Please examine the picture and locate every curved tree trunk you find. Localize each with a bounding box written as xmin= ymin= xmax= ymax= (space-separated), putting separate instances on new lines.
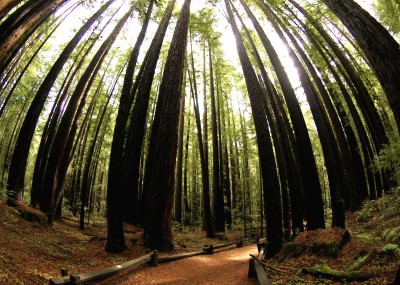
xmin=0 ymin=0 xmax=23 ymax=19
xmin=121 ymin=0 xmax=173 ymax=226
xmin=226 ymin=0 xmax=283 ymax=256
xmin=6 ymin=0 xmax=114 ymax=206
xmin=0 ymin=0 xmax=69 ymax=70
xmin=0 ymin=9 xmax=67 ymax=117
xmin=43 ymin=5 xmax=134 ymax=222
xmin=238 ymin=4 xmax=304 ymax=234
xmin=321 ymin=0 xmax=400 ymax=129
xmin=245 ymin=0 xmax=325 ymax=231
xmin=287 ymin=0 xmax=389 ymax=198
xmin=257 ymin=1 xmax=347 ymax=227
xmin=142 ymin=0 xmax=191 ymax=251
xmin=106 ymin=0 xmax=154 ymax=226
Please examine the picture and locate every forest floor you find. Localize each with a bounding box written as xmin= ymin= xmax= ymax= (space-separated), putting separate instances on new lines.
xmin=0 ymin=190 xmax=399 ymax=285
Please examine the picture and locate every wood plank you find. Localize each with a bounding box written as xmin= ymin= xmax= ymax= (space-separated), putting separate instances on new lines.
xmin=76 ymin=252 xmax=152 ymax=283
xmin=158 ymin=250 xmax=206 ymax=262
xmin=49 ymin=276 xmax=70 ymax=285
xmin=254 ymin=261 xmax=272 ymax=285
xmin=49 ymin=252 xmax=152 ymax=285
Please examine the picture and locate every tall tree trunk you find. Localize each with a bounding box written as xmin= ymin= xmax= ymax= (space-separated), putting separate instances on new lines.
xmin=0 ymin=0 xmax=69 ymax=71
xmin=221 ymin=94 xmax=232 ymax=229
xmin=183 ymin=109 xmax=191 ymax=226
xmin=236 ymin=5 xmax=299 ymax=235
xmin=45 ymin=6 xmax=134 ymax=223
xmin=287 ymin=2 xmax=388 ymax=198
xmin=188 ymin=31 xmax=213 ymax=237
xmin=247 ymin=0 xmax=325 ymax=230
xmin=106 ymin=0 xmax=154 ymax=226
xmin=0 ymin=0 xmax=23 ymax=19
xmin=226 ymin=0 xmax=283 ymax=256
xmin=6 ymin=0 xmax=114 ymax=206
xmin=30 ymin=33 xmax=96 ymax=208
xmin=257 ymin=1 xmax=349 ymax=225
xmin=142 ymin=0 xmax=191 ymax=251
xmin=321 ymin=0 xmax=400 ymax=129
xmin=122 ymin=0 xmax=173 ymax=226
xmin=209 ymin=44 xmax=224 ymax=233
xmin=175 ymin=82 xmax=186 ymax=225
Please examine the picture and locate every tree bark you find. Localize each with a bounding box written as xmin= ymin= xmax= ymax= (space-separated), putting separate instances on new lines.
xmin=142 ymin=0 xmax=191 ymax=251
xmin=0 ymin=0 xmax=23 ymax=19
xmin=6 ymin=0 xmax=114 ymax=206
xmin=106 ymin=0 xmax=154 ymax=226
xmin=0 ymin=0 xmax=69 ymax=71
xmin=321 ymin=0 xmax=400 ymax=130
xmin=226 ymin=0 xmax=283 ymax=256
xmin=174 ymin=80 xmax=186 ymax=225
xmin=122 ymin=0 xmax=174 ymax=225
xmin=249 ymin=0 xmax=326 ymax=231
xmin=209 ymin=44 xmax=224 ymax=233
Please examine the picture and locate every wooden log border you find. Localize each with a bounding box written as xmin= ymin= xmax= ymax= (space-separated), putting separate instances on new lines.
xmin=49 ymin=251 xmax=155 ymax=285
xmin=49 ymin=238 xmax=260 ymax=284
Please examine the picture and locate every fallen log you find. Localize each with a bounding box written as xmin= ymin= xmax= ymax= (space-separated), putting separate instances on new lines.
xmin=301 ymin=265 xmax=374 ymax=282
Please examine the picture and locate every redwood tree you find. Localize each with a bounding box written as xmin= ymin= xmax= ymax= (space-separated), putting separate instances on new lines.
xmin=321 ymin=0 xmax=400 ymax=129
xmin=141 ymin=0 xmax=191 ymax=251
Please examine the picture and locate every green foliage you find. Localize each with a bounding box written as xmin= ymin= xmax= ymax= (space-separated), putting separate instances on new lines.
xmin=278 ymin=242 xmax=304 ymax=261
xmin=287 ymin=275 xmax=305 ymax=284
xmin=372 ymin=135 xmax=400 ymax=186
xmin=347 ymin=252 xmax=369 ymax=271
xmin=381 ymin=226 xmax=400 ymax=243
xmin=373 ymin=0 xmax=400 ymax=35
xmin=378 ymin=243 xmax=400 ymax=257
xmin=312 ymin=240 xmax=341 ymax=258
xmin=356 ymin=233 xmax=378 ymax=243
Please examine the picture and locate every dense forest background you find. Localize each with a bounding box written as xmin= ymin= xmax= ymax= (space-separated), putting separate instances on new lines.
xmin=0 ymin=0 xmax=399 ymax=255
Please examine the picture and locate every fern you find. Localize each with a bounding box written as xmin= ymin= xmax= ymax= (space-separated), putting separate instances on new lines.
xmin=381 ymin=226 xmax=400 ymax=242
xmin=379 ymin=243 xmax=400 ymax=256
xmin=372 ymin=134 xmax=400 ymax=187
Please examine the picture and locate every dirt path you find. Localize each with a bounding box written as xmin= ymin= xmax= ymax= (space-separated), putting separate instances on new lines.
xmin=101 ymin=244 xmax=259 ymax=285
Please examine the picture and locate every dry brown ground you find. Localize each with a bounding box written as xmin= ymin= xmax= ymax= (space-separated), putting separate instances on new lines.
xmin=0 ymin=191 xmax=399 ymax=285
xmin=99 ymin=244 xmax=258 ymax=285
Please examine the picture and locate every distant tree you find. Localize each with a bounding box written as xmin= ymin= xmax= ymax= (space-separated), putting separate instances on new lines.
xmin=187 ymin=24 xmax=213 ymax=237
